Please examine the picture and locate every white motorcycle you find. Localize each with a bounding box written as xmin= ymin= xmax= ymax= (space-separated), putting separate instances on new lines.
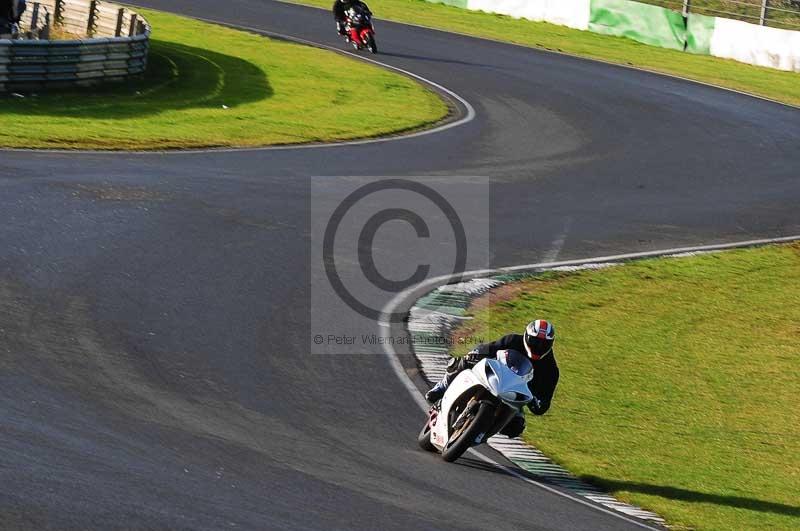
xmin=418 ymin=349 xmax=534 ymax=462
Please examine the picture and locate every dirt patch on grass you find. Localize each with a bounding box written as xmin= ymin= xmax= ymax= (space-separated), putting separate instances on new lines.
xmin=448 ymin=276 xmax=563 ymax=352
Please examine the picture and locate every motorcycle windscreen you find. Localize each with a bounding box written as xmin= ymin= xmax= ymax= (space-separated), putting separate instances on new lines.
xmin=496 ymin=349 xmax=533 ymax=377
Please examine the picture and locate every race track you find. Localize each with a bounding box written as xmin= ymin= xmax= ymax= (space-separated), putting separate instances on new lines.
xmin=1 ymin=1 xmax=799 ymax=529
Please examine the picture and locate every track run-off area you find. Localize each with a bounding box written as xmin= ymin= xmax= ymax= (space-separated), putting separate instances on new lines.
xmin=1 ymin=1 xmax=799 ymax=530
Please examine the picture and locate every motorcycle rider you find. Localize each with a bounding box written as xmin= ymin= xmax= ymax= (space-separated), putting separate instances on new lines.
xmin=425 ymin=320 xmax=560 ymax=438
xmin=333 ymin=0 xmax=372 ymax=38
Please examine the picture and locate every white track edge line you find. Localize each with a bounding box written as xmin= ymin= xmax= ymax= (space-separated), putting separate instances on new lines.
xmin=467 ymin=451 xmax=662 ymax=530
xmin=380 ymin=234 xmax=800 ymax=529
xmin=5 ymin=1 xmax=799 ymax=155
xmin=380 ymin=234 xmax=800 ymax=326
xmin=276 ymin=0 xmax=800 ymax=112
xmin=0 ymin=13 xmax=475 ymax=156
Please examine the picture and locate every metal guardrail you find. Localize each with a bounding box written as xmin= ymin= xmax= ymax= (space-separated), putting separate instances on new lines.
xmin=0 ymin=0 xmax=150 ymax=92
xmin=646 ymin=0 xmax=800 ymax=29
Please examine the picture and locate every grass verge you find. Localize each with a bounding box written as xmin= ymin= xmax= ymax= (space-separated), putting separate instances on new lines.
xmin=0 ymin=9 xmax=448 ymax=150
xmin=450 ymin=244 xmax=800 ymax=530
xmin=290 ymin=0 xmax=800 ymax=107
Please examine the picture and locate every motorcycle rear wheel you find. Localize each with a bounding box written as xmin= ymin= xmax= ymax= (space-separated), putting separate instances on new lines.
xmin=366 ymin=35 xmax=377 ymax=54
xmin=441 ymin=401 xmax=495 ymax=462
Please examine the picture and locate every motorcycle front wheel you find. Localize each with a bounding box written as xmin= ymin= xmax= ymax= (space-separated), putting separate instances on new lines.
xmin=441 ymin=400 xmax=495 ymax=462
xmin=418 ymin=418 xmax=436 ymax=452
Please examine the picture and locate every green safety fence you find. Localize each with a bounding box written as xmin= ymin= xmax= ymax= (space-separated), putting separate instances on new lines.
xmin=420 ymin=0 xmax=799 ymax=70
xmin=685 ymin=12 xmax=717 ymax=55
xmin=427 ymin=0 xmax=469 ymax=8
xmin=589 ymin=0 xmax=687 ymax=51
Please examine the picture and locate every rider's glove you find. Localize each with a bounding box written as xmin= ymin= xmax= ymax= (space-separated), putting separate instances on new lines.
xmin=464 ymin=348 xmax=481 ymax=364
xmin=527 ymin=396 xmax=542 ymax=414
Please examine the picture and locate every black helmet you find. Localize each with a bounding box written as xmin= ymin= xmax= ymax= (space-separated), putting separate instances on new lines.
xmin=523 ymin=320 xmax=555 ymax=360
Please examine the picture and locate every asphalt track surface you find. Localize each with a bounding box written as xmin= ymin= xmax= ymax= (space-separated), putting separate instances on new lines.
xmin=1 ymin=1 xmax=799 ymax=529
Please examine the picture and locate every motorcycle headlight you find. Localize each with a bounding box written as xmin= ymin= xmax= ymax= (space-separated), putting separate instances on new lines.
xmin=500 ymin=392 xmax=531 ymax=403
xmin=484 ymin=363 xmax=500 ymax=393
xmin=499 ymin=391 xmax=518 ymax=403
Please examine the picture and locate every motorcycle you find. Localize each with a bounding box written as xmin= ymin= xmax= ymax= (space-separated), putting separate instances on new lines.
xmin=418 ymin=349 xmax=534 ymax=462
xmin=342 ymin=6 xmax=377 ymax=54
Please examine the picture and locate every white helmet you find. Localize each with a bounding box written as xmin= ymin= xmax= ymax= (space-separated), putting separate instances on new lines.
xmin=523 ymin=320 xmax=555 ymax=360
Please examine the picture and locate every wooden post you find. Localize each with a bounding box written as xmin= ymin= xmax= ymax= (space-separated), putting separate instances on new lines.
xmin=30 ymin=2 xmax=40 ymax=31
xmin=115 ymin=8 xmax=125 ymax=37
xmin=682 ymin=0 xmax=691 ymax=18
xmin=41 ymin=12 xmax=50 ymax=39
xmin=54 ymin=0 xmax=64 ymax=27
xmin=759 ymin=0 xmax=769 ymax=25
xmin=87 ymin=0 xmax=98 ymax=36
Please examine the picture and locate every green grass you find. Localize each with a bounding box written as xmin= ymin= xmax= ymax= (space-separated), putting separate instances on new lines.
xmin=289 ymin=0 xmax=800 ymax=107
xmin=451 ymin=244 xmax=800 ymax=530
xmin=0 ymin=9 xmax=448 ymax=150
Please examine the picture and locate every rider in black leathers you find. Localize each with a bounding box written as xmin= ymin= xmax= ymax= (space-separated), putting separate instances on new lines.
xmin=425 ymin=320 xmax=560 ymax=438
xmin=333 ymin=0 xmax=372 ymax=37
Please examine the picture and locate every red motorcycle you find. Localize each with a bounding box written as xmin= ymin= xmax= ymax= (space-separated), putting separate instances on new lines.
xmin=343 ymin=6 xmax=377 ymax=54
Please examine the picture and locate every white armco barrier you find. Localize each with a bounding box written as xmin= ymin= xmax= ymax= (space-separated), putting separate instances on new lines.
xmin=467 ymin=0 xmax=547 ymax=21
xmin=437 ymin=0 xmax=800 ymax=73
xmin=710 ymin=17 xmax=800 ymax=72
xmin=466 ymin=0 xmax=590 ymax=31
xmin=543 ymin=0 xmax=590 ymax=31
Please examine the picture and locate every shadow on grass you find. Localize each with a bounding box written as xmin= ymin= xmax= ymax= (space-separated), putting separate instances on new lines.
xmin=583 ymin=476 xmax=800 ymax=518
xmin=1 ymin=40 xmax=272 ymax=118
